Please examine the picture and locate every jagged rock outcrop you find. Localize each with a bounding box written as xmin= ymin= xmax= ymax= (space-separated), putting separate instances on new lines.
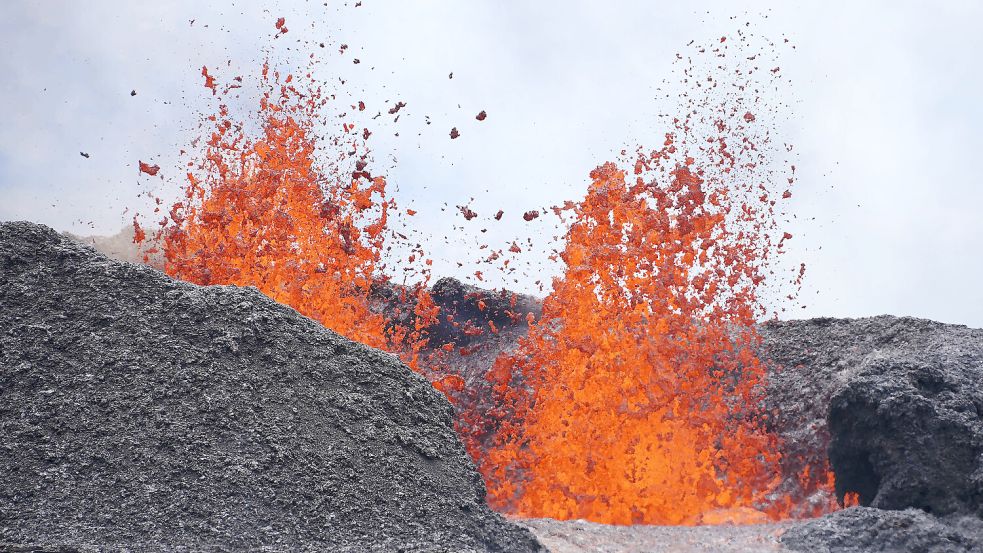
xmin=0 ymin=221 xmax=542 ymax=552
xmin=760 ymin=317 xmax=983 ymax=516
xmin=782 ymin=507 xmax=983 ymax=553
xmin=425 ymin=277 xmax=541 ymax=347
xmin=827 ymin=354 xmax=983 ymax=514
xmin=57 ymin=223 xmax=983 ymax=549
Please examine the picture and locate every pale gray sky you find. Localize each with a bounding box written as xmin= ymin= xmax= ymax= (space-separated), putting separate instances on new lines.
xmin=2 ymin=1 xmax=981 ymax=327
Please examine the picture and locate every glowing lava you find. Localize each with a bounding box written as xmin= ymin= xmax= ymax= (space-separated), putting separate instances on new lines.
xmin=472 ymin=150 xmax=782 ymax=525
xmin=132 ymin=24 xmax=847 ymax=527
xmin=462 ymin=36 xmax=829 ymax=522
xmin=139 ymin=63 xmax=436 ymax=365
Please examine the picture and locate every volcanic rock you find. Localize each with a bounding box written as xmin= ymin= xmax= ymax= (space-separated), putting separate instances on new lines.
xmin=0 ymin=221 xmax=542 ymax=552
xmin=427 ymin=276 xmax=541 ymax=348
xmin=521 ymin=518 xmax=789 ymax=553
xmin=760 ymin=317 xmax=983 ymax=516
xmin=371 ymin=276 xmax=541 ymax=349
xmin=371 ymin=276 xmax=541 ymax=413
xmin=61 ymin=225 xmax=983 ymax=533
xmin=520 ymin=509 xmax=983 ymax=553
xmin=828 ymin=350 xmax=983 ymax=515
xmin=781 ymin=507 xmax=983 ymax=553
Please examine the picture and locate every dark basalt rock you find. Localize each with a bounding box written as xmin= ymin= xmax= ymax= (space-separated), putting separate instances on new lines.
xmin=0 ymin=221 xmax=542 ymax=553
xmin=760 ymin=316 xmax=983 ymax=516
xmin=370 ymin=276 xmax=541 ymax=350
xmin=57 ymin=223 xmax=983 ymax=545
xmin=426 ymin=277 xmax=541 ymax=347
xmin=782 ymin=507 xmax=983 ymax=553
xmin=828 ymin=356 xmax=983 ymax=515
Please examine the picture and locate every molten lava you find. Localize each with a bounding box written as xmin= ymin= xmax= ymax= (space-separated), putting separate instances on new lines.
xmin=132 ymin=23 xmax=849 ymax=527
xmin=471 ymin=147 xmax=784 ymax=525
xmin=140 ymin=63 xmax=436 ymax=365
xmin=449 ymin=33 xmax=845 ymax=526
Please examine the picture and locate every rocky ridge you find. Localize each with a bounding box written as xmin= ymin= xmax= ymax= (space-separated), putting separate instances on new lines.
xmin=0 ymin=221 xmax=542 ymax=552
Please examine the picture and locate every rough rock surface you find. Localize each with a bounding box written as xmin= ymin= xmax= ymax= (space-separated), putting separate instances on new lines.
xmin=760 ymin=317 xmax=983 ymax=515
xmin=828 ymin=355 xmax=983 ymax=515
xmin=371 ymin=276 xmax=541 ymax=441
xmin=521 ymin=510 xmax=983 ymax=553
xmin=782 ymin=507 xmax=983 ymax=553
xmin=0 ymin=221 xmax=542 ymax=552
xmin=425 ymin=277 xmax=542 ymax=348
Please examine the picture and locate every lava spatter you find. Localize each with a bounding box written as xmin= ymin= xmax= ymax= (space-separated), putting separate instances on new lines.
xmin=473 ymin=155 xmax=782 ymax=526
xmin=132 ymin=19 xmax=840 ymax=527
xmin=142 ymin=61 xmax=436 ymax=367
xmin=461 ymin=33 xmax=826 ymax=526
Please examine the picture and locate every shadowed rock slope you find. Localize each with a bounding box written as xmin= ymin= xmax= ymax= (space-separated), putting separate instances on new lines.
xmin=0 ymin=221 xmax=542 ymax=552
xmin=761 ymin=317 xmax=983 ymax=515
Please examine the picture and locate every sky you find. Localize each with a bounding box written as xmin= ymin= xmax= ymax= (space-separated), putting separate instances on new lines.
xmin=1 ymin=1 xmax=981 ymax=327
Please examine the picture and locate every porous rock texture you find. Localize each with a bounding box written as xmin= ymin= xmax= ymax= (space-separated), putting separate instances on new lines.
xmin=781 ymin=507 xmax=983 ymax=553
xmin=0 ymin=221 xmax=542 ymax=552
xmin=760 ymin=317 xmax=983 ymax=515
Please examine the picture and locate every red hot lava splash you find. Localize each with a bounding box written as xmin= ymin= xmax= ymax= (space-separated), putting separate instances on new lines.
xmin=134 ymin=24 xmax=845 ymax=526
xmin=476 ymin=151 xmax=783 ymax=525
xmin=138 ymin=62 xmax=437 ymax=366
xmin=461 ymin=34 xmax=839 ymax=525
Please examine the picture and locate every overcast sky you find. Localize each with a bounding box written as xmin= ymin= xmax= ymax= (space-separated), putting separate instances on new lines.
xmin=2 ymin=1 xmax=981 ymax=327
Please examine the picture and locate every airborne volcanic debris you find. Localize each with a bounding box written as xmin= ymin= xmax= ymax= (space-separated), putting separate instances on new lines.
xmin=138 ymin=161 xmax=160 ymax=176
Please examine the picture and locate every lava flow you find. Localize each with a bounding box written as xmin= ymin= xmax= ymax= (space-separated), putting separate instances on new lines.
xmin=462 ymin=38 xmax=835 ymax=525
xmin=474 ymin=152 xmax=783 ymax=525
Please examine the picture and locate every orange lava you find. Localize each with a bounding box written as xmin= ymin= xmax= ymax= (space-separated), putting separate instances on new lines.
xmin=143 ymin=62 xmax=435 ymax=365
xmin=138 ymin=161 xmax=160 ymax=176
xmin=132 ymin=23 xmax=849 ymax=527
xmin=463 ymin=38 xmax=828 ymax=520
xmin=449 ymin=32 xmax=852 ymax=526
xmin=472 ymin=154 xmax=784 ymax=525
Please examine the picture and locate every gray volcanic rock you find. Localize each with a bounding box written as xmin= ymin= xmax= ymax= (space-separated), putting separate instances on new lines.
xmin=371 ymin=276 xmax=541 ymax=449
xmin=760 ymin=317 xmax=983 ymax=515
xmin=60 ymin=223 xmax=983 ymax=547
xmin=0 ymin=221 xmax=542 ymax=552
xmin=426 ymin=277 xmax=541 ymax=348
xmin=521 ymin=518 xmax=789 ymax=553
xmin=828 ymin=354 xmax=983 ymax=515
xmin=782 ymin=507 xmax=983 ymax=553
xmin=521 ymin=510 xmax=983 ymax=553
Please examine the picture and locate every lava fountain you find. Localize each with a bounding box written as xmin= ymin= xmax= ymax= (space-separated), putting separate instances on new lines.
xmin=134 ymin=25 xmax=846 ymax=527
xmin=136 ymin=62 xmax=437 ymax=367
xmin=463 ymin=35 xmax=837 ymax=525
xmin=475 ymin=152 xmax=784 ymax=525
